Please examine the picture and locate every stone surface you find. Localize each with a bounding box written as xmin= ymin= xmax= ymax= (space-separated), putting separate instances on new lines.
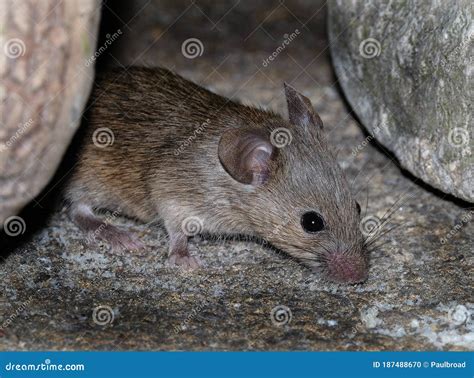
xmin=0 ymin=0 xmax=101 ymax=226
xmin=0 ymin=1 xmax=472 ymax=351
xmin=328 ymin=0 xmax=473 ymax=203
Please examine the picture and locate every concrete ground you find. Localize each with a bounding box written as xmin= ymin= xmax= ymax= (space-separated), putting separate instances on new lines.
xmin=1 ymin=0 xmax=472 ymax=351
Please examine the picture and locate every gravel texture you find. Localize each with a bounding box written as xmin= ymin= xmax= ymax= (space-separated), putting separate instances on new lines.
xmin=1 ymin=0 xmax=472 ymax=351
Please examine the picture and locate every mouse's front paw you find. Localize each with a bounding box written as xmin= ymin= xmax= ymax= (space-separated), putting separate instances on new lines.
xmin=168 ymin=252 xmax=202 ymax=271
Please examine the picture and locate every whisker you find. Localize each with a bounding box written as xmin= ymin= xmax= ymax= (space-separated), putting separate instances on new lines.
xmin=350 ymin=160 xmax=368 ymax=190
xmin=365 ymin=222 xmax=407 ymax=248
xmin=366 ymin=240 xmax=393 ymax=252
xmin=379 ymin=193 xmax=407 ymax=223
xmin=362 ymin=183 xmax=370 ymax=220
xmin=366 ymin=190 xmax=416 ymax=241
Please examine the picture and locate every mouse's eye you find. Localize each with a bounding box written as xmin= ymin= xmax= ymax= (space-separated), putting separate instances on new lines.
xmin=356 ymin=202 xmax=361 ymax=214
xmin=301 ymin=211 xmax=325 ymax=233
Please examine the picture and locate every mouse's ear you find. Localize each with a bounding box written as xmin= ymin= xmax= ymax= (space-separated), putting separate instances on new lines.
xmin=218 ymin=128 xmax=275 ymax=186
xmin=284 ymin=82 xmax=323 ymax=129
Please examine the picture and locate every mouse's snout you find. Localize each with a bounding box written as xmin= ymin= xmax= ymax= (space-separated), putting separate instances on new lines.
xmin=325 ymin=251 xmax=368 ymax=284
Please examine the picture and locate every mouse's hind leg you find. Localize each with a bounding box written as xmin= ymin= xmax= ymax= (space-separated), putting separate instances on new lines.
xmin=69 ymin=203 xmax=145 ymax=252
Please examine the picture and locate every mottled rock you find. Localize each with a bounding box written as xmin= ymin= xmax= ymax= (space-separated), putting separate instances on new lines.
xmin=328 ymin=0 xmax=473 ymax=202
xmin=0 ymin=0 xmax=101 ymax=226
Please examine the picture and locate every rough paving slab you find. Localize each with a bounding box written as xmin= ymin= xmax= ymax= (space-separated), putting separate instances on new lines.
xmin=1 ymin=0 xmax=472 ymax=351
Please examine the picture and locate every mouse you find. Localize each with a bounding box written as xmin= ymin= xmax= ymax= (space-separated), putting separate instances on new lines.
xmin=64 ymin=66 xmax=368 ymax=284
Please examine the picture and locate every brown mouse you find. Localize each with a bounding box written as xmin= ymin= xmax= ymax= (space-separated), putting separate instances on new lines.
xmin=64 ymin=66 xmax=367 ymax=284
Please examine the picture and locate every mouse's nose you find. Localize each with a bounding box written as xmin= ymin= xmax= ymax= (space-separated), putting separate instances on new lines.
xmin=326 ymin=252 xmax=368 ymax=284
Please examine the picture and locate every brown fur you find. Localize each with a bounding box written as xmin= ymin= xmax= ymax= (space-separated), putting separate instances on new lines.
xmin=65 ymin=67 xmax=367 ymax=282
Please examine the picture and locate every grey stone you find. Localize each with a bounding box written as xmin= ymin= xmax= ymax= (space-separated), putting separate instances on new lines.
xmin=328 ymin=0 xmax=473 ymax=202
